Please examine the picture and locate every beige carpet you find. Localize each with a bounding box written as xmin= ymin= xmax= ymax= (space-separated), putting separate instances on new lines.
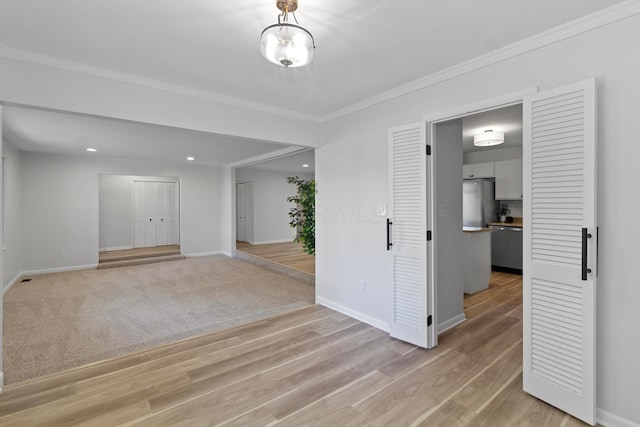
xmin=3 ymin=255 xmax=315 ymax=384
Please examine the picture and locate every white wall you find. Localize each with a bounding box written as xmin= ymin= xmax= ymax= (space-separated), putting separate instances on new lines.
xmin=20 ymin=152 xmax=222 ymax=272
xmin=0 ymin=56 xmax=320 ymax=149
xmin=2 ymin=140 xmax=21 ymax=289
xmin=434 ymin=120 xmax=464 ymax=328
xmin=98 ymin=174 xmax=180 ymax=251
xmin=235 ymin=168 xmax=314 ymax=245
xmin=317 ymin=14 xmax=640 ymax=425
xmin=99 ymin=175 xmax=134 ymax=250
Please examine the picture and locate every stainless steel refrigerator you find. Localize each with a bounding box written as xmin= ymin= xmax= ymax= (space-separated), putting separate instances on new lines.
xmin=463 ymin=179 xmax=498 ymax=227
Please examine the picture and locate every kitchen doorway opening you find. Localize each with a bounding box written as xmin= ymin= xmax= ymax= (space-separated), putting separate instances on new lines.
xmin=426 ymin=87 xmax=534 ymax=339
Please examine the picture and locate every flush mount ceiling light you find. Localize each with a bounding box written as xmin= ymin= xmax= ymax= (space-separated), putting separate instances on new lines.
xmin=473 ymin=130 xmax=505 ymax=147
xmin=86 ymin=148 xmax=97 ymax=152
xmin=260 ymin=0 xmax=315 ymax=68
xmin=186 ymin=156 xmax=195 ymax=161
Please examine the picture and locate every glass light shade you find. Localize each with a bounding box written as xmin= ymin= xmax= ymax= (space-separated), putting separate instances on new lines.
xmin=260 ymin=22 xmax=315 ymax=68
xmin=474 ymin=130 xmax=505 ymax=147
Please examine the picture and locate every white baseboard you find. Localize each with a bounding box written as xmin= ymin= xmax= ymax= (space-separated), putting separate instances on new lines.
xmin=251 ymin=239 xmax=296 ymax=245
xmin=184 ymin=251 xmax=223 ymax=258
xmin=0 ymin=372 xmax=4 ymax=394
xmin=221 ymin=251 xmax=233 ymax=257
xmin=316 ymin=296 xmax=390 ymax=332
xmin=21 ymin=264 xmax=99 ymax=275
xmin=597 ymin=408 xmax=640 ymax=427
xmin=437 ymin=313 xmax=467 ymax=334
xmin=2 ymin=273 xmax=23 ymax=295
xmin=99 ymin=246 xmax=133 ymax=252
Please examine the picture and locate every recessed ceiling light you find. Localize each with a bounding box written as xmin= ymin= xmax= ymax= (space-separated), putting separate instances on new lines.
xmin=186 ymin=156 xmax=195 ymax=161
xmin=86 ymin=148 xmax=97 ymax=152
xmin=302 ymin=164 xmax=309 ymax=168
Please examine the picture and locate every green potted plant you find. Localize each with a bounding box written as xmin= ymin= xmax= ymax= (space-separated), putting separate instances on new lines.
xmin=287 ymin=176 xmax=316 ymax=255
xmin=497 ymin=203 xmax=511 ymax=222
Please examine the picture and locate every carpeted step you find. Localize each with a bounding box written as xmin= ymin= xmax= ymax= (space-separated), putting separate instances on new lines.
xmin=97 ymin=254 xmax=186 ymax=269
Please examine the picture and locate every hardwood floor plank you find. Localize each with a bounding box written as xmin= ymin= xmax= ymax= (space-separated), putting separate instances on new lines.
xmin=236 ymin=241 xmax=315 ymax=275
xmin=147 ymin=323 xmax=377 ymax=413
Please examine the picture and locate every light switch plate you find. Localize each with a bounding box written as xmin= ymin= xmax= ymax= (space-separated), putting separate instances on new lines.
xmin=376 ymin=204 xmax=387 ymax=217
xmin=439 ymin=205 xmax=449 ymax=217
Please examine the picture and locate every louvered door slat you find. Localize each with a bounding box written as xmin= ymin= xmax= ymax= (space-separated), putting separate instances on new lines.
xmin=523 ymin=79 xmax=597 ymax=425
xmin=388 ymin=122 xmax=433 ymax=348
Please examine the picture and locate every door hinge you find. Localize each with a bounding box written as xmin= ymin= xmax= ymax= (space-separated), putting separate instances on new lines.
xmin=427 ymin=230 xmax=432 ymax=241
xmin=426 ymin=145 xmax=431 ymax=155
xmin=427 ymin=315 xmax=433 ymax=326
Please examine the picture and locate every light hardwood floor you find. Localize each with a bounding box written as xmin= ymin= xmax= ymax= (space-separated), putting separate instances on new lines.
xmin=98 ymin=245 xmax=181 ymax=262
xmin=236 ymin=241 xmax=315 ymax=275
xmin=0 ymin=272 xmax=590 ymax=426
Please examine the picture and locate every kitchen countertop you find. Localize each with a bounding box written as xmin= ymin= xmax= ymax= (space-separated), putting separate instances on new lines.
xmin=463 ymin=227 xmax=492 ymax=232
xmin=490 ymin=222 xmax=523 ymax=227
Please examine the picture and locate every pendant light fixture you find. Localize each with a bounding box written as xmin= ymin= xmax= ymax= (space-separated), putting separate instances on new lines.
xmin=473 ymin=129 xmax=505 ymax=147
xmin=260 ymin=0 xmax=315 ymax=68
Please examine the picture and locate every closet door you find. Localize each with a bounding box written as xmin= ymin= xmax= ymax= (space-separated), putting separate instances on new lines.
xmin=388 ymin=122 xmax=434 ymax=348
xmin=236 ymin=182 xmax=253 ymax=243
xmin=143 ymin=182 xmax=158 ymax=247
xmin=523 ymin=79 xmax=597 ymax=425
xmin=156 ymin=183 xmax=168 ymax=246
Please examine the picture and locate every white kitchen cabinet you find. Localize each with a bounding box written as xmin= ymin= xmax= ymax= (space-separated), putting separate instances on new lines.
xmin=463 ymin=228 xmax=492 ymax=294
xmin=462 ymin=162 xmax=494 ymax=179
xmin=494 ymin=159 xmax=523 ymax=200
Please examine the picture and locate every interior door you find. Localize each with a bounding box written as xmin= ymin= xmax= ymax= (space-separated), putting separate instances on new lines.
xmin=388 ymin=122 xmax=435 ymax=348
xmin=156 ymin=183 xmax=168 ymax=246
xmin=236 ymin=182 xmax=253 ymax=243
xmin=523 ymin=79 xmax=597 ymax=425
xmin=143 ymin=181 xmax=157 ymax=247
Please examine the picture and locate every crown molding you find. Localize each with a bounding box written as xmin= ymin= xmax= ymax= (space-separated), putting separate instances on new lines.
xmin=319 ymin=0 xmax=640 ymax=123
xmin=228 ymin=146 xmax=312 ymax=169
xmin=0 ymin=45 xmax=318 ymax=123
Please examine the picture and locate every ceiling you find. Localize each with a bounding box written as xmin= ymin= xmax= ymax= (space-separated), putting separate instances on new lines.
xmin=0 ymin=1 xmax=623 ymax=168
xmin=2 ymin=106 xmax=288 ymax=166
xmin=462 ymin=104 xmax=523 ymax=153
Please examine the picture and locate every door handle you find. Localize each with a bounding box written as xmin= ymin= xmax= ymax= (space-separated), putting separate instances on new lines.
xmin=582 ymin=227 xmax=592 ymax=280
xmin=387 ymin=218 xmax=393 ymax=250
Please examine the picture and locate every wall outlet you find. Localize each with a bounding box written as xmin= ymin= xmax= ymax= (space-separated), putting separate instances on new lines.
xmin=60 ymin=250 xmax=66 ymax=258
xmin=360 ymin=279 xmax=366 ymax=291
xmin=376 ymin=204 xmax=387 ymax=217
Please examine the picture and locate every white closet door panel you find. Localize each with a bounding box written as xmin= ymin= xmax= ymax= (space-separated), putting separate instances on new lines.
xmin=388 ymin=122 xmax=433 ymax=348
xmin=143 ymin=181 xmax=157 ymax=247
xmin=156 ymin=183 xmax=168 ymax=246
xmin=523 ymin=79 xmax=597 ymax=425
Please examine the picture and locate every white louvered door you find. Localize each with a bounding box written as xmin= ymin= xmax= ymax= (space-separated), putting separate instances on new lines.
xmin=523 ymin=79 xmax=597 ymax=425
xmin=388 ymin=122 xmax=434 ymax=348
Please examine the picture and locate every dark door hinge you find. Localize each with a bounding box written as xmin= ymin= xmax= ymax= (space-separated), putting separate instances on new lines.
xmin=427 ymin=315 xmax=433 ymax=326
xmin=426 ymin=145 xmax=431 ymax=155
xmin=427 ymin=230 xmax=432 ymax=241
